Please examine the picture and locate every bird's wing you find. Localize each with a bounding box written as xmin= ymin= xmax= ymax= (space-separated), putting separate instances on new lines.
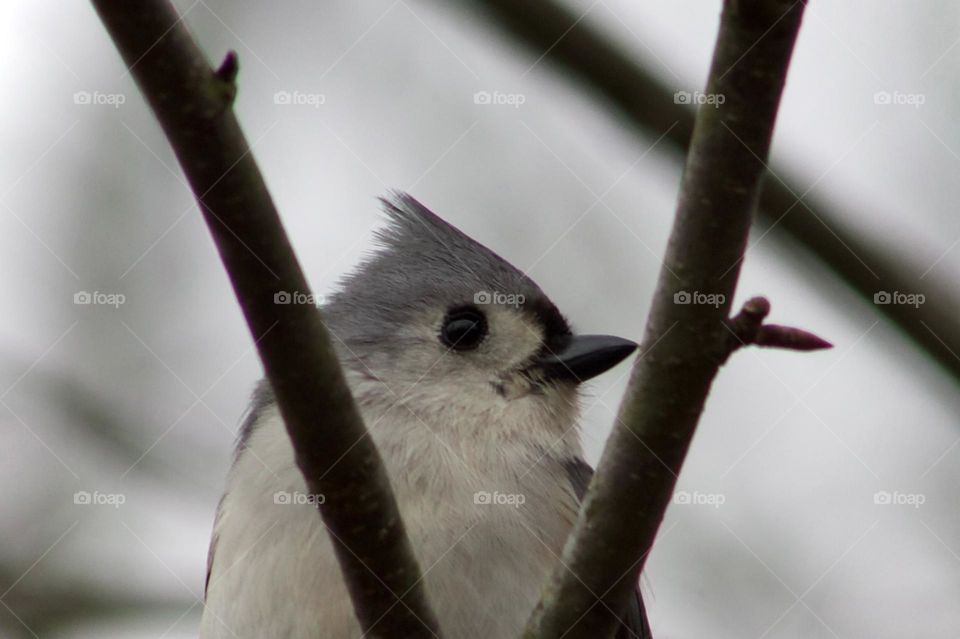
xmin=204 ymin=497 xmax=223 ymax=596
xmin=564 ymin=458 xmax=653 ymax=639
xmin=205 ymin=380 xmax=277 ymax=597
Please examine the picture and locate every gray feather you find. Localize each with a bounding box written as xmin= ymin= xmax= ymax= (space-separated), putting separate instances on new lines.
xmin=321 ymin=192 xmax=570 ymax=357
xmin=235 ymin=378 xmax=275 ymax=454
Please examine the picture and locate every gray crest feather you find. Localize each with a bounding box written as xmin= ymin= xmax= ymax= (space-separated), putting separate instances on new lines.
xmin=321 ymin=192 xmax=570 ymax=350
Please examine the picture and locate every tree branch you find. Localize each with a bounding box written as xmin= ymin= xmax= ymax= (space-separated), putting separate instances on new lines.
xmin=89 ymin=2 xmax=441 ymax=636
xmin=464 ymin=0 xmax=960 ymax=386
xmin=525 ymin=2 xmax=809 ymax=637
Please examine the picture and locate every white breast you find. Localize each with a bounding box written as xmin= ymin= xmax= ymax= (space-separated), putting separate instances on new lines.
xmin=200 ymin=388 xmax=582 ymax=639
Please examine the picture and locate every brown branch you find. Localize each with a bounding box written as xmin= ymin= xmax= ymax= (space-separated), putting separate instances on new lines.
xmin=464 ymin=0 xmax=960 ymax=387
xmin=89 ymin=2 xmax=442 ymax=636
xmin=525 ymin=2 xmax=809 ymax=637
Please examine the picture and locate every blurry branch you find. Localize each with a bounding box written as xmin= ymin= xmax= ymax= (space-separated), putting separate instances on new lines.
xmin=0 ymin=359 xmax=182 ymax=482
xmin=41 ymin=367 xmax=195 ymax=483
xmin=89 ymin=2 xmax=442 ymax=637
xmin=525 ymin=2 xmax=811 ymax=637
xmin=0 ymin=571 xmax=194 ymax=636
xmin=465 ymin=0 xmax=960 ymax=385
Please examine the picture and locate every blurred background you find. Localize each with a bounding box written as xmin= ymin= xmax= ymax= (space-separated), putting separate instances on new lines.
xmin=2 ymin=1 xmax=958 ymax=637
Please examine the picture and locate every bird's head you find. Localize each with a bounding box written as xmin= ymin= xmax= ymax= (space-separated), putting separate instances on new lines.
xmin=320 ymin=193 xmax=637 ymax=438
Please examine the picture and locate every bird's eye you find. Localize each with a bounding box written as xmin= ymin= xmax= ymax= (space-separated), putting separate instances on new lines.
xmin=440 ymin=306 xmax=487 ymax=351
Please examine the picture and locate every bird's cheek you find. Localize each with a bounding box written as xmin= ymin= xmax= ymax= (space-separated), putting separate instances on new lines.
xmin=492 ymin=372 xmax=537 ymax=400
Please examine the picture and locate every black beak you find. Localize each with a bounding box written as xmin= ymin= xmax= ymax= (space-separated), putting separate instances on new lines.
xmin=533 ymin=334 xmax=638 ymax=384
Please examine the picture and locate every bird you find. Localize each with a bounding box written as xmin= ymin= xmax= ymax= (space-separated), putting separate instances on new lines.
xmin=200 ymin=193 xmax=652 ymax=638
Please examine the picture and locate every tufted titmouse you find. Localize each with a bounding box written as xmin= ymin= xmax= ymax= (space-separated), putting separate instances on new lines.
xmin=200 ymin=193 xmax=651 ymax=638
